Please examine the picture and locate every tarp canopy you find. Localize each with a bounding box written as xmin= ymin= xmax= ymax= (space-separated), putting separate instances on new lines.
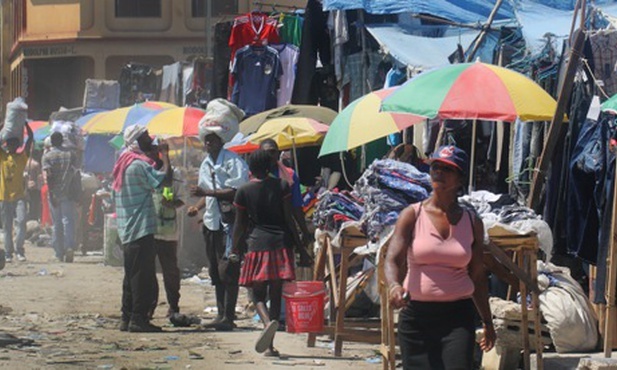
xmin=517 ymin=1 xmax=617 ymax=52
xmin=323 ymin=0 xmax=516 ymax=24
xmin=366 ymin=24 xmax=478 ymax=69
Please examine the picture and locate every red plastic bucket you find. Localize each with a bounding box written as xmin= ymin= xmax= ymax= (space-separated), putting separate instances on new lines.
xmin=283 ymin=281 xmax=326 ymax=333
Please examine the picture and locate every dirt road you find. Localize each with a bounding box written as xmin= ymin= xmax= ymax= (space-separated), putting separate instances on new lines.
xmin=0 ymin=242 xmax=382 ymax=369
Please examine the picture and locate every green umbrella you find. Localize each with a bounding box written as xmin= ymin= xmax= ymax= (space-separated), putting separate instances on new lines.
xmin=601 ymin=94 xmax=617 ymax=114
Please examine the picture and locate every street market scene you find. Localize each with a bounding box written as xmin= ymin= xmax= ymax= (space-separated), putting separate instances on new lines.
xmin=4 ymin=0 xmax=617 ymax=369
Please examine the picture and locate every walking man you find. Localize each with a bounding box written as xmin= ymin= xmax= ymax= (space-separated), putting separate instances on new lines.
xmin=0 ymin=123 xmax=33 ymax=262
xmin=113 ymin=125 xmax=171 ymax=333
xmin=188 ymin=113 xmax=248 ymax=331
xmin=42 ymin=132 xmax=78 ymax=262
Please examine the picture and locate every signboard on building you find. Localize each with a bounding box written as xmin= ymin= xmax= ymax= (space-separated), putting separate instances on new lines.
xmin=22 ymin=45 xmax=77 ymax=58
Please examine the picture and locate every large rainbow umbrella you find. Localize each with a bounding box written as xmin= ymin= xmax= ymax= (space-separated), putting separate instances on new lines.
xmin=24 ymin=121 xmax=50 ymax=142
xmin=81 ymin=101 xmax=176 ymax=134
xmin=381 ymin=62 xmax=558 ymax=122
xmin=134 ymin=107 xmax=206 ymax=137
xmin=319 ymin=87 xmax=425 ymax=157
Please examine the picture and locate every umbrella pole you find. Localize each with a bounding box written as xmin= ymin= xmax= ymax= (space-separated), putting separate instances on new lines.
xmin=468 ymin=119 xmax=477 ymax=194
xmin=292 ymin=137 xmax=300 ymax=178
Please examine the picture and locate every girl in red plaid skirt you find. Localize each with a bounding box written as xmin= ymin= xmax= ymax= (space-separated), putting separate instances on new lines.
xmin=232 ymin=149 xmax=302 ymax=356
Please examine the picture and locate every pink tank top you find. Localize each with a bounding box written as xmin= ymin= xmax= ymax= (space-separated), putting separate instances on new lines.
xmin=403 ymin=203 xmax=475 ymax=302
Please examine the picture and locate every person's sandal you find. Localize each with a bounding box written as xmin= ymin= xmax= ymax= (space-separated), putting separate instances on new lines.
xmin=263 ymin=347 xmax=280 ymax=357
xmin=255 ymin=321 xmax=279 ymax=353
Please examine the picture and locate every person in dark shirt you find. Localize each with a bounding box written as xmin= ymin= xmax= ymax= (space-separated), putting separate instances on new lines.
xmin=232 ymin=149 xmax=301 ymax=357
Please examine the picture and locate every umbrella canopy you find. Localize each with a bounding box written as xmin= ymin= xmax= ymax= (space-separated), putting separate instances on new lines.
xmin=134 ymin=107 xmax=206 ymax=137
xmin=601 ymin=94 xmax=617 ymax=114
xmin=240 ymin=104 xmax=337 ymax=135
xmin=319 ymin=88 xmax=425 ymax=157
xmin=247 ymin=117 xmax=329 ymax=150
xmin=24 ymin=121 xmax=50 ymax=142
xmin=382 ymin=62 xmax=558 ymax=122
xmin=81 ymin=101 xmax=176 ymax=134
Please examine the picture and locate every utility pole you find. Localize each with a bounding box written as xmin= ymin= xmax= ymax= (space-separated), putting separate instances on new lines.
xmin=0 ymin=0 xmax=9 ymax=115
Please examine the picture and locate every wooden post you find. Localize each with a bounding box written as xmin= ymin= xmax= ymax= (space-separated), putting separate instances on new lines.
xmin=527 ymin=24 xmax=586 ymax=211
xmin=466 ymin=0 xmax=504 ymax=62
xmin=604 ymin=155 xmax=617 ymax=357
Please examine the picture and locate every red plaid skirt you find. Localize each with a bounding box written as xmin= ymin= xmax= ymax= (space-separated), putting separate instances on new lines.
xmin=239 ymin=247 xmax=296 ymax=287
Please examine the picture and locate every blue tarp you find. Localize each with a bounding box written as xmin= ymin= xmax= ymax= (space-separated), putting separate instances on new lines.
xmin=518 ymin=1 xmax=617 ymax=52
xmin=323 ymin=0 xmax=516 ymax=24
xmin=366 ymin=24 xmax=478 ymax=68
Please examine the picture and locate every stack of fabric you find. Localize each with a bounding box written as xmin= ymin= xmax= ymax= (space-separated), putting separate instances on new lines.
xmin=353 ymin=159 xmax=431 ymax=240
xmin=459 ymin=190 xmax=553 ymax=258
xmin=312 ymin=190 xmax=364 ymax=232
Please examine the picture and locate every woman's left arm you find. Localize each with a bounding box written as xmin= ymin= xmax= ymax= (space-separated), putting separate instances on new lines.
xmin=469 ymin=212 xmax=496 ymax=352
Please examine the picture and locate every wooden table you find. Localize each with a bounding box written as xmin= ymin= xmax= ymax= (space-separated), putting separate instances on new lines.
xmin=308 ymin=226 xmax=381 ymax=356
xmin=488 ymin=230 xmax=543 ymax=370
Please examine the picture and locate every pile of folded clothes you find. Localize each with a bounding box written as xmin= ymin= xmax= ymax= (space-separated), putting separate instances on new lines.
xmin=353 ymin=159 xmax=431 ymax=240
xmin=313 ymin=190 xmax=364 ymax=233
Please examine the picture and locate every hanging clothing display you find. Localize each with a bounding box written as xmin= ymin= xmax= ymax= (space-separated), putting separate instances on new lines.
xmin=231 ymin=45 xmax=282 ymax=116
xmin=159 ymin=62 xmax=182 ymax=105
xmin=228 ymin=12 xmax=281 ymax=100
xmin=292 ymin=0 xmax=332 ymax=105
xmin=279 ymin=14 xmax=304 ymax=47
xmin=342 ymin=51 xmax=384 ymax=103
xmin=213 ymin=21 xmax=233 ymax=100
xmin=271 ymin=43 xmax=300 ymax=106
xmin=229 ymin=12 xmax=281 ymax=61
xmin=590 ymin=30 xmax=617 ymax=98
xmin=566 ymin=117 xmax=609 ymax=264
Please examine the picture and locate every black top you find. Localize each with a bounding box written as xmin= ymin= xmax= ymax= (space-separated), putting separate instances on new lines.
xmin=234 ymin=177 xmax=291 ymax=252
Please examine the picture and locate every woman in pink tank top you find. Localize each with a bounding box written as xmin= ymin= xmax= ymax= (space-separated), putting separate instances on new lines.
xmin=385 ymin=145 xmax=495 ymax=370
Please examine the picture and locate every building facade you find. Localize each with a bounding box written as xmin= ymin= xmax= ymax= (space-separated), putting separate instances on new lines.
xmin=1 ymin=0 xmax=306 ymax=120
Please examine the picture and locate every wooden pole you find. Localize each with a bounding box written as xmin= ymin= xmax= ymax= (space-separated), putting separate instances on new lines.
xmin=605 ymin=156 xmax=617 ymax=357
xmin=466 ymin=0 xmax=504 ymax=62
xmin=527 ymin=15 xmax=586 ymax=211
xmin=568 ymin=0 xmax=582 ymax=44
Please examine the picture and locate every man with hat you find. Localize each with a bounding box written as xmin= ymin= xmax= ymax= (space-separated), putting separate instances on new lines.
xmin=188 ymin=99 xmax=248 ymax=331
xmin=112 ymin=125 xmax=172 ymax=333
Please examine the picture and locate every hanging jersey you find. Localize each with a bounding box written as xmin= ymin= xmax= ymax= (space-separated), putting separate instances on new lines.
xmin=271 ymin=43 xmax=300 ymax=106
xmin=229 ymin=13 xmax=280 ymax=62
xmin=231 ymin=45 xmax=282 ymax=116
xmin=280 ymin=15 xmax=304 ymax=47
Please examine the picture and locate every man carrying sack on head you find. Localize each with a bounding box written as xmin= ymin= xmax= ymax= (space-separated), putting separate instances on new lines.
xmin=187 ymin=99 xmax=248 ymax=331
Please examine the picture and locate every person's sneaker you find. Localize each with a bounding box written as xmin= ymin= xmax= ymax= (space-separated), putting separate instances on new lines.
xmin=64 ymin=249 xmax=74 ymax=263
xmin=119 ymin=320 xmax=129 ymax=332
xmin=128 ymin=320 xmax=163 ymax=333
xmin=16 ymin=254 xmax=26 ymax=262
xmin=5 ymin=256 xmax=12 ymax=263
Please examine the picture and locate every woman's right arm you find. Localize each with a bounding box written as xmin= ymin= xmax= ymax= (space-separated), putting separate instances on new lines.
xmin=385 ymin=205 xmax=416 ymax=309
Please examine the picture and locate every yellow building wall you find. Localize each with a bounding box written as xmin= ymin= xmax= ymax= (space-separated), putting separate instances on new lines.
xmin=23 ymin=0 xmax=83 ymax=38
